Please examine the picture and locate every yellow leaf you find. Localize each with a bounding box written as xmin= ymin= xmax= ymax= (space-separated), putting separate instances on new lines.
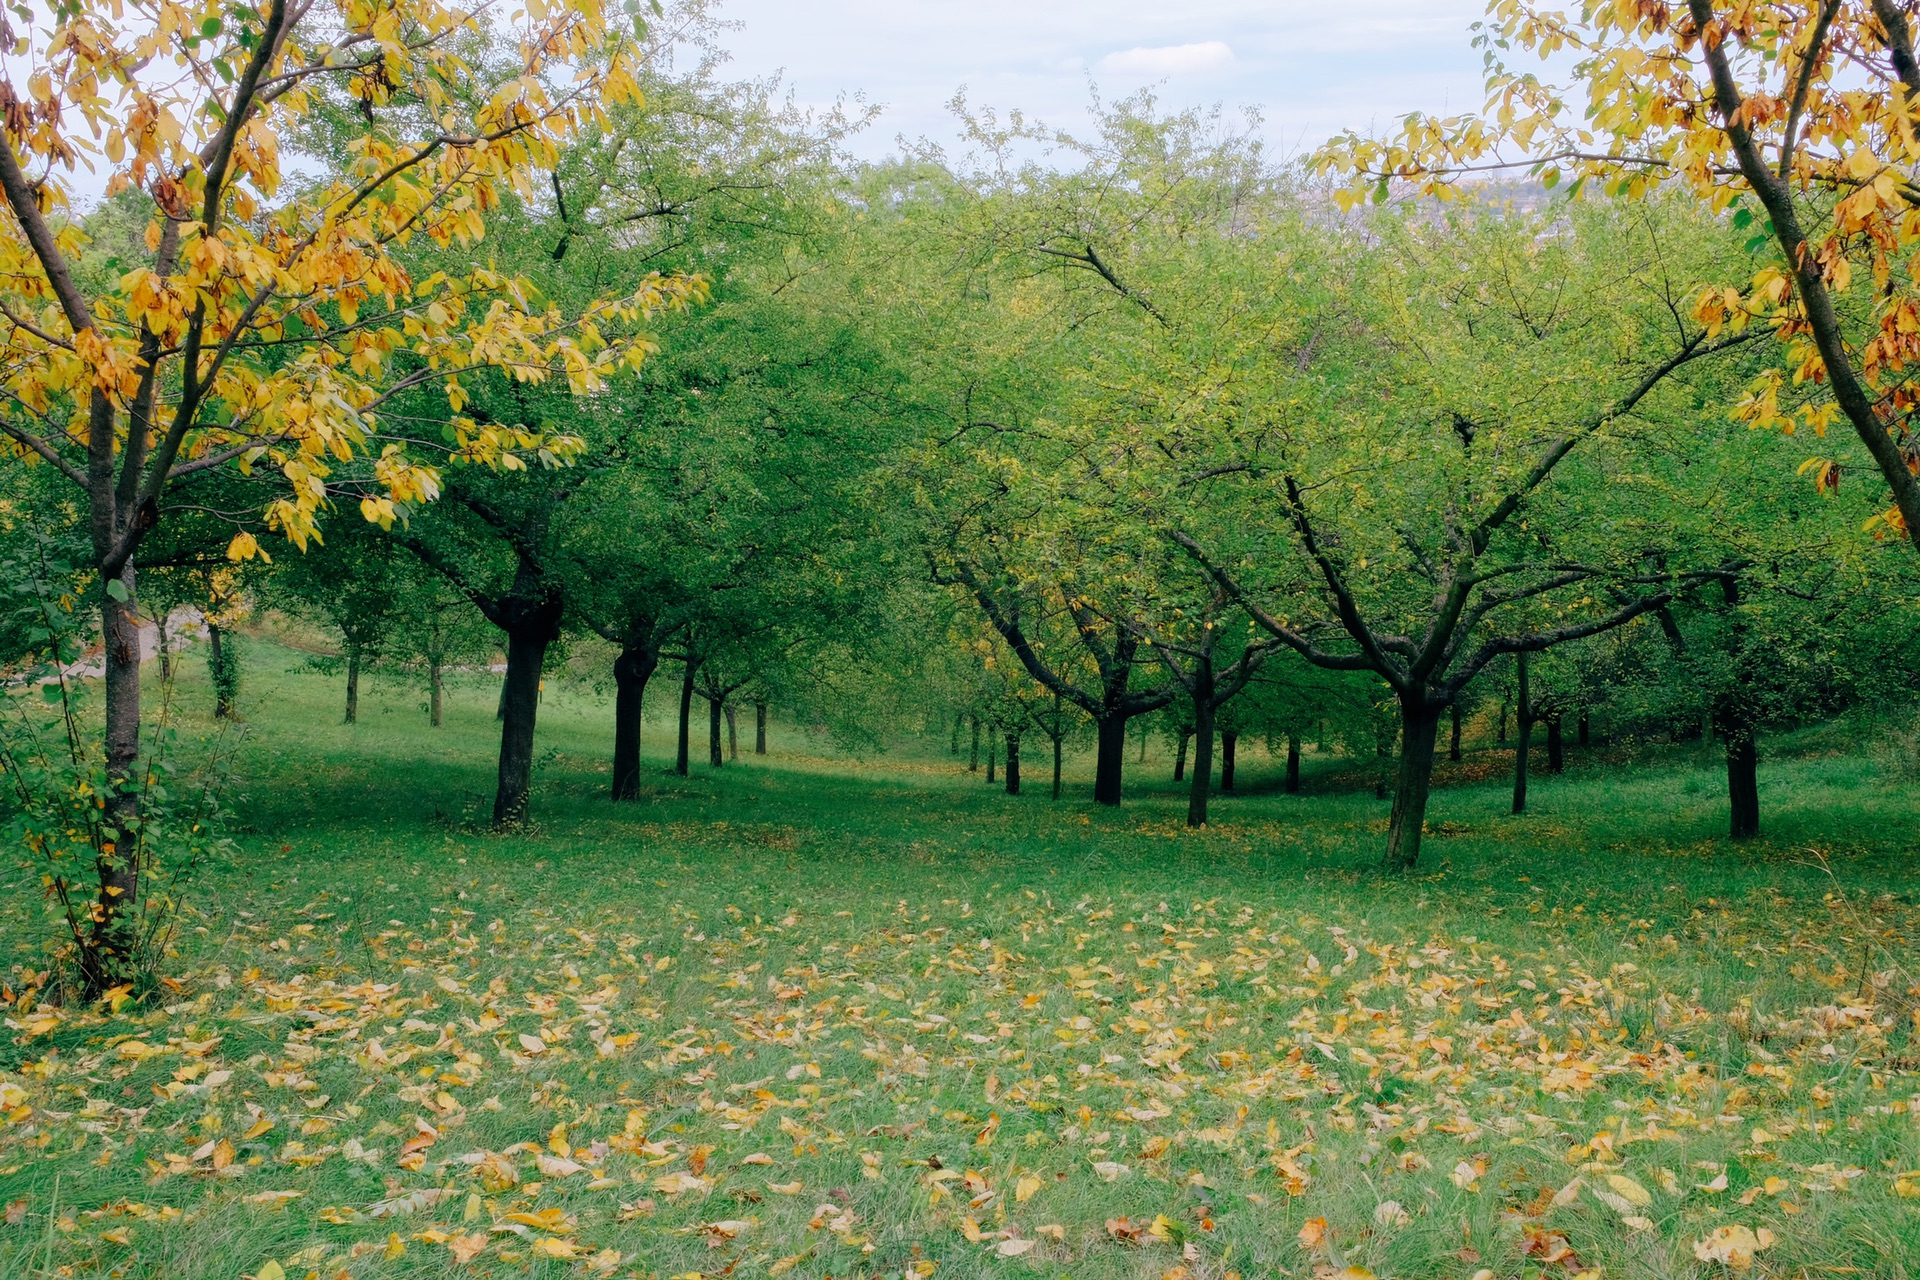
xmin=1605 ymin=1173 xmax=1651 ymax=1207
xmin=1015 ymin=1174 xmax=1043 ymax=1203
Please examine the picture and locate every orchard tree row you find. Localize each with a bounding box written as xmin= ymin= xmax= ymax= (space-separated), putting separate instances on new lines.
xmin=4 ymin=0 xmax=1920 ymax=994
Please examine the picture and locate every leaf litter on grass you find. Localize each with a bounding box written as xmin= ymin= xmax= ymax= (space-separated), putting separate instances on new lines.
xmin=1 ymin=877 xmax=1917 ymax=1279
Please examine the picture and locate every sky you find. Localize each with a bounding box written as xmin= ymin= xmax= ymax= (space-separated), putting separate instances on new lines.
xmin=704 ymin=1 xmax=1499 ymax=162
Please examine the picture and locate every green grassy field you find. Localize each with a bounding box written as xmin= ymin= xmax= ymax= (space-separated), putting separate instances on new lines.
xmin=3 ymin=644 xmax=1918 ymax=1280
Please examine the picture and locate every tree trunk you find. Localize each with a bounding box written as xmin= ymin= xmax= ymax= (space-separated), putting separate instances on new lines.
xmin=344 ymin=644 xmax=361 ymax=724
xmin=1051 ymin=734 xmax=1063 ymax=800
xmin=1497 ymin=699 xmax=1508 ymax=744
xmin=1187 ymin=680 xmax=1215 ymax=828
xmin=1726 ymin=726 xmax=1760 ymax=840
xmin=1005 ymin=733 xmax=1021 ymax=795
xmin=1220 ymin=732 xmax=1238 ymax=794
xmin=676 ymin=659 xmax=697 ymax=777
xmin=1384 ymin=698 xmax=1444 ymax=870
xmin=1173 ymin=728 xmax=1191 ymax=782
xmin=611 ymin=645 xmax=657 ymax=801
xmin=428 ymin=616 xmax=445 ymax=729
xmin=1448 ymin=703 xmax=1462 ymax=762
xmin=726 ymin=702 xmax=738 ymax=760
xmin=708 ymin=695 xmax=724 ymax=768
xmin=950 ymin=712 xmax=962 ymax=755
xmin=208 ymin=623 xmax=234 ymax=719
xmin=1093 ymin=712 xmax=1128 ymax=805
xmin=156 ymin=610 xmax=171 ymax=682
xmin=1545 ymin=713 xmax=1564 ymax=774
xmin=986 ymin=734 xmax=996 ymax=783
xmin=1512 ymin=653 xmax=1533 ymax=816
xmin=496 ymin=674 xmax=507 ymax=721
xmin=493 ymin=618 xmax=554 ymax=829
xmin=1137 ymin=719 xmax=1148 ymax=763
xmin=1577 ymin=712 xmax=1590 ymax=747
xmin=755 ymin=701 xmax=768 ymax=755
xmin=1286 ymin=733 xmax=1301 ymax=794
xmin=84 ymin=561 xmax=143 ymax=995
xmin=968 ymin=717 xmax=980 ymax=773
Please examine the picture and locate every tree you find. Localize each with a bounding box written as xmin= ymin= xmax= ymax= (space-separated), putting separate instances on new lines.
xmin=1317 ymin=0 xmax=1920 ymax=558
xmin=1169 ymin=202 xmax=1757 ymax=868
xmin=0 ymin=0 xmax=693 ymax=991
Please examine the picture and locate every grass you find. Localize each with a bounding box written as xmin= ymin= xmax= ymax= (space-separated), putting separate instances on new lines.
xmin=2 ymin=641 xmax=1918 ymax=1280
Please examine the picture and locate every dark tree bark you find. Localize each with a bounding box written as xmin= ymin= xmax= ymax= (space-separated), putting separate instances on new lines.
xmin=1186 ymin=658 xmax=1216 ymax=828
xmin=1005 ymin=733 xmax=1021 ymax=795
xmin=344 ymin=644 xmax=361 ymax=724
xmin=156 ymin=610 xmax=171 ymax=682
xmin=1051 ymin=733 xmax=1063 ymax=800
xmin=493 ymin=596 xmax=561 ymax=829
xmin=1545 ymin=713 xmax=1565 ymax=774
xmin=85 ymin=562 xmax=142 ymax=992
xmin=428 ymin=615 xmax=445 ymax=729
xmin=611 ymin=644 xmax=659 ymax=801
xmin=986 ymin=734 xmax=997 ymax=783
xmin=209 ymin=623 xmax=237 ymax=719
xmin=1384 ymin=698 xmax=1445 ymax=869
xmin=1137 ymin=720 xmax=1148 ymax=763
xmin=1286 ymin=733 xmax=1301 ymax=794
xmin=709 ymin=695 xmax=724 ymax=768
xmin=1173 ymin=727 xmax=1191 ymax=782
xmin=1498 ymin=699 xmax=1508 ymax=744
xmin=1726 ymin=727 xmax=1760 ymax=840
xmin=1220 ymin=732 xmax=1239 ymax=794
xmin=1449 ymin=702 xmax=1462 ymax=761
xmin=726 ymin=703 xmax=738 ymax=761
xmin=755 ymin=701 xmax=767 ymax=755
xmin=1092 ymin=712 xmax=1125 ymax=804
xmin=968 ymin=717 xmax=980 ymax=772
xmin=1512 ymin=652 xmax=1533 ymax=816
xmin=676 ymin=659 xmax=698 ymax=777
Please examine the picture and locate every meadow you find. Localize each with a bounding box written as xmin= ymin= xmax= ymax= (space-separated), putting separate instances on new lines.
xmin=2 ymin=647 xmax=1918 ymax=1280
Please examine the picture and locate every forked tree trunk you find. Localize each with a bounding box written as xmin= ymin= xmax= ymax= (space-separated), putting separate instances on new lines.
xmin=1545 ymin=713 xmax=1564 ymax=774
xmin=1004 ymin=733 xmax=1020 ymax=795
xmin=1220 ymin=732 xmax=1238 ymax=794
xmin=611 ymin=645 xmax=658 ymax=801
xmin=1285 ymin=733 xmax=1301 ymax=794
xmin=708 ymin=696 xmax=724 ymax=768
xmin=344 ymin=644 xmax=361 ymax=724
xmin=1173 ymin=728 xmax=1191 ymax=782
xmin=1051 ymin=734 xmax=1063 ymax=800
xmin=494 ymin=616 xmax=556 ymax=829
xmin=1187 ymin=671 xmax=1215 ymax=828
xmin=755 ymin=701 xmax=768 ymax=755
xmin=675 ymin=660 xmax=697 ymax=777
xmin=1449 ymin=703 xmax=1462 ymax=762
xmin=1726 ymin=726 xmax=1760 ymax=840
xmin=1093 ymin=713 xmax=1127 ymax=805
xmin=86 ymin=561 xmax=143 ymax=994
xmin=1383 ymin=698 xmax=1444 ymax=870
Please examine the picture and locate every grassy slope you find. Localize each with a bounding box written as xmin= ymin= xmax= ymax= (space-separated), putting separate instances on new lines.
xmin=1 ymin=643 xmax=1917 ymax=1279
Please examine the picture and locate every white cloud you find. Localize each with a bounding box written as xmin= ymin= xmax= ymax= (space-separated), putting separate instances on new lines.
xmin=1096 ymin=40 xmax=1235 ymax=78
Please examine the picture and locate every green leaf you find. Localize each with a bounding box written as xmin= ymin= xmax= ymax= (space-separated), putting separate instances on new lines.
xmin=201 ymin=15 xmax=223 ymax=37
xmin=105 ymin=579 xmax=130 ymax=603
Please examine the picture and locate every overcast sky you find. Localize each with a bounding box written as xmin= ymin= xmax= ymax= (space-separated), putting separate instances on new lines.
xmin=707 ymin=1 xmax=1496 ymax=161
